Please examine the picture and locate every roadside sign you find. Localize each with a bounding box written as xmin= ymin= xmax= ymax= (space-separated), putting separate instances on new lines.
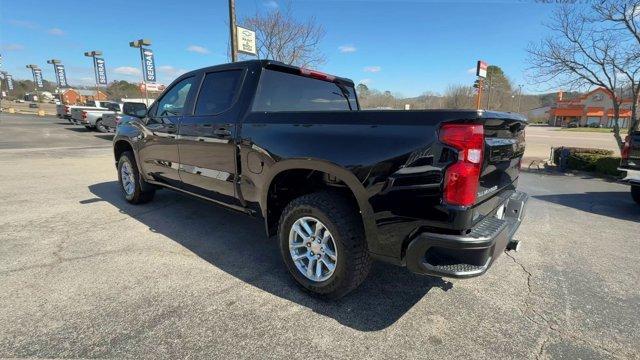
xmin=54 ymin=64 xmax=68 ymax=88
xmin=94 ymin=57 xmax=108 ymax=85
xmin=33 ymin=69 xmax=44 ymax=88
xmin=140 ymin=48 xmax=156 ymax=83
xmin=140 ymin=82 xmax=165 ymax=92
xmin=236 ymin=26 xmax=257 ymax=55
xmin=6 ymin=75 xmax=13 ymax=90
xmin=476 ymin=60 xmax=488 ymax=78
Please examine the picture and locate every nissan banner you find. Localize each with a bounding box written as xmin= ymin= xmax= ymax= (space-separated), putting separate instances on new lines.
xmin=94 ymin=57 xmax=108 ymax=85
xmin=55 ymin=64 xmax=68 ymax=88
xmin=6 ymin=75 xmax=14 ymax=91
xmin=33 ymin=69 xmax=44 ymax=88
xmin=141 ymin=48 xmax=156 ymax=83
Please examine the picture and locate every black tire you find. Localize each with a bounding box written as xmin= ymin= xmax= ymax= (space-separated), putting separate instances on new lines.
xmin=84 ymin=125 xmax=93 ymax=130
xmin=117 ymin=151 xmax=155 ymax=204
xmin=631 ymin=185 xmax=640 ymax=205
xmin=95 ymin=119 xmax=108 ymax=133
xmin=278 ymin=191 xmax=372 ymax=299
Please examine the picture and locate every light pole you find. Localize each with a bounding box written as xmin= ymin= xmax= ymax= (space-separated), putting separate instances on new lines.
xmin=26 ymin=64 xmax=41 ymax=102
xmin=129 ymin=39 xmax=152 ymax=105
xmin=46 ymin=59 xmax=62 ymax=101
xmin=517 ymin=84 xmax=523 ymax=113
xmin=84 ymin=50 xmax=103 ymax=101
xmin=229 ymin=0 xmax=237 ymax=62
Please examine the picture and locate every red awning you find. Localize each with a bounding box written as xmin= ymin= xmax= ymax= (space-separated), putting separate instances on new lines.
xmin=552 ymin=108 xmax=583 ymax=117
xmin=606 ymin=109 xmax=631 ymax=117
xmin=585 ymin=107 xmax=604 ymax=116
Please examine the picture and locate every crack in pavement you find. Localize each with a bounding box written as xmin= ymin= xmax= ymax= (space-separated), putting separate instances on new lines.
xmin=504 ymin=251 xmax=624 ymax=359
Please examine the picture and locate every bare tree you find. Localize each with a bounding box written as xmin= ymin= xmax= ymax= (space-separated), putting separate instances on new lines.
xmin=528 ymin=1 xmax=640 ymax=150
xmin=241 ymin=3 xmax=325 ymax=68
xmin=443 ymin=85 xmax=475 ymax=109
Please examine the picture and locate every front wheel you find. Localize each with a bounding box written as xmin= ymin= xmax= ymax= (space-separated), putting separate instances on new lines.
xmin=278 ymin=191 xmax=371 ymax=299
xmin=631 ymin=185 xmax=640 ymax=205
xmin=117 ymin=151 xmax=155 ymax=204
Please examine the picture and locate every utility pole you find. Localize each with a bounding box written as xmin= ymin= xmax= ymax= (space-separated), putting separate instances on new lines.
xmin=129 ymin=39 xmax=152 ymax=106
xmin=229 ymin=0 xmax=238 ymax=62
xmin=475 ymin=78 xmax=484 ymax=110
xmin=84 ymin=50 xmax=103 ymax=102
xmin=516 ymin=84 xmax=523 ymax=113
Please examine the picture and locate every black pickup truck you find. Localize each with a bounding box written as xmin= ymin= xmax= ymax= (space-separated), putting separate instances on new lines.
xmin=112 ymin=60 xmax=529 ymax=298
xmin=619 ymin=131 xmax=640 ymax=204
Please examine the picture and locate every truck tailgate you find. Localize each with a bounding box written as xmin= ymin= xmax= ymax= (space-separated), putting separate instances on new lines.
xmin=477 ymin=117 xmax=526 ymax=203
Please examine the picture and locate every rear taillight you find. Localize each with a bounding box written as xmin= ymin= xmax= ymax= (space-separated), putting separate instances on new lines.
xmin=439 ymin=123 xmax=484 ymax=207
xmin=82 ymin=111 xmax=87 ymax=120
xmin=621 ymin=135 xmax=631 ymax=160
xmin=64 ymin=106 xmax=70 ymax=114
xmin=115 ymin=115 xmax=122 ymax=125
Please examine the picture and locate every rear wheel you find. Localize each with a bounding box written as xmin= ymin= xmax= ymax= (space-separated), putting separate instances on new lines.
xmin=278 ymin=191 xmax=371 ymax=299
xmin=117 ymin=151 xmax=155 ymax=204
xmin=631 ymin=185 xmax=640 ymax=205
xmin=96 ymin=119 xmax=108 ymax=133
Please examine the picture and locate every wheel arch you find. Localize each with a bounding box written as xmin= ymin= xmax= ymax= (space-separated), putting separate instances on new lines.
xmin=261 ymin=159 xmax=377 ymax=248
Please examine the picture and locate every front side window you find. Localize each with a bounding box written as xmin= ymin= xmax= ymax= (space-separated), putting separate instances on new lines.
xmin=194 ymin=70 xmax=243 ymax=115
xmin=253 ymin=69 xmax=357 ymax=112
xmin=155 ymin=76 xmax=196 ymax=117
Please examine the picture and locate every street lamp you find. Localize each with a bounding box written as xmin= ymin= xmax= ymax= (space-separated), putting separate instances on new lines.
xmin=129 ymin=39 xmax=152 ymax=105
xmin=84 ymin=50 xmax=103 ymax=101
xmin=26 ymin=64 xmax=41 ymax=102
xmin=0 ymin=71 xmax=7 ymax=101
xmin=46 ymin=59 xmax=62 ymax=101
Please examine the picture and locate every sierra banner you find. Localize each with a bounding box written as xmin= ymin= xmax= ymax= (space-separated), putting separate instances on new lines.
xmin=94 ymin=57 xmax=108 ymax=85
xmin=55 ymin=64 xmax=68 ymax=88
xmin=33 ymin=69 xmax=44 ymax=88
xmin=6 ymin=74 xmax=14 ymax=90
xmin=141 ymin=48 xmax=156 ymax=83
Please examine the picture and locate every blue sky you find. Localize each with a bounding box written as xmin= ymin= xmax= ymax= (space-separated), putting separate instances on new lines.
xmin=1 ymin=0 xmax=559 ymax=96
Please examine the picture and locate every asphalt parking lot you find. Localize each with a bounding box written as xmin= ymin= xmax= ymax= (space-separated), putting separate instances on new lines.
xmin=1 ymin=114 xmax=638 ymax=359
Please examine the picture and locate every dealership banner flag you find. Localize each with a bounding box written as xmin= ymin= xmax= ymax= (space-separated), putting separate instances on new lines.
xmin=94 ymin=57 xmax=108 ymax=85
xmin=141 ymin=48 xmax=156 ymax=83
xmin=55 ymin=64 xmax=68 ymax=87
xmin=33 ymin=69 xmax=44 ymax=88
xmin=6 ymin=75 xmax=14 ymax=90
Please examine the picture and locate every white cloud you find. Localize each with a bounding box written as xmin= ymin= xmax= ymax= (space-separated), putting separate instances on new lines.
xmin=2 ymin=43 xmax=25 ymax=51
xmin=359 ymin=78 xmax=373 ymax=85
xmin=114 ymin=66 xmax=141 ymax=76
xmin=158 ymin=65 xmax=188 ymax=77
xmin=48 ymin=28 xmax=65 ymax=36
xmin=186 ymin=45 xmax=210 ymax=54
xmin=363 ymin=66 xmax=381 ymax=73
xmin=264 ymin=0 xmax=278 ymax=8
xmin=338 ymin=45 xmax=357 ymax=53
xmin=7 ymin=19 xmax=38 ymax=29
xmin=467 ymin=67 xmax=476 ymax=74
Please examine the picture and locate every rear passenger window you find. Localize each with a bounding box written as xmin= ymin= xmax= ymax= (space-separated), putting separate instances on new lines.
xmin=195 ymin=70 xmax=243 ymax=115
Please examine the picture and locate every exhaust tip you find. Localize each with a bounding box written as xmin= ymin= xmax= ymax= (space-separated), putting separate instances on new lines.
xmin=506 ymin=239 xmax=521 ymax=252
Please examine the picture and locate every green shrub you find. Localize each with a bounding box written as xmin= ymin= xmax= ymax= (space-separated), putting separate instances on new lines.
xmin=553 ymin=147 xmax=614 ymax=165
xmin=595 ymin=157 xmax=622 ymax=176
xmin=565 ymin=153 xmax=621 ymax=176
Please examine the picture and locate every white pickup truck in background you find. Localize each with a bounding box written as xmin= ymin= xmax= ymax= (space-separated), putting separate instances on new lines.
xmin=71 ymin=102 xmax=122 ymax=132
xmin=57 ymin=100 xmax=112 ymax=122
xmin=101 ymin=102 xmax=148 ymax=132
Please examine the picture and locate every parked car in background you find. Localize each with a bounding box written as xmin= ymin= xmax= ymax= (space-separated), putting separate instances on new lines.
xmin=567 ymin=121 xmax=579 ymax=128
xmin=57 ymin=101 xmax=106 ymax=122
xmin=73 ymin=102 xmax=123 ymax=132
xmin=112 ymin=60 xmax=529 ymax=298
xmin=28 ymin=103 xmax=38 ymax=109
xmin=619 ymin=130 xmax=640 ymax=204
xmin=102 ymin=102 xmax=148 ymax=132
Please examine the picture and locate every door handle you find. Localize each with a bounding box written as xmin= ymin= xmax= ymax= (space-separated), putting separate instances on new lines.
xmin=213 ymin=128 xmax=231 ymax=137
